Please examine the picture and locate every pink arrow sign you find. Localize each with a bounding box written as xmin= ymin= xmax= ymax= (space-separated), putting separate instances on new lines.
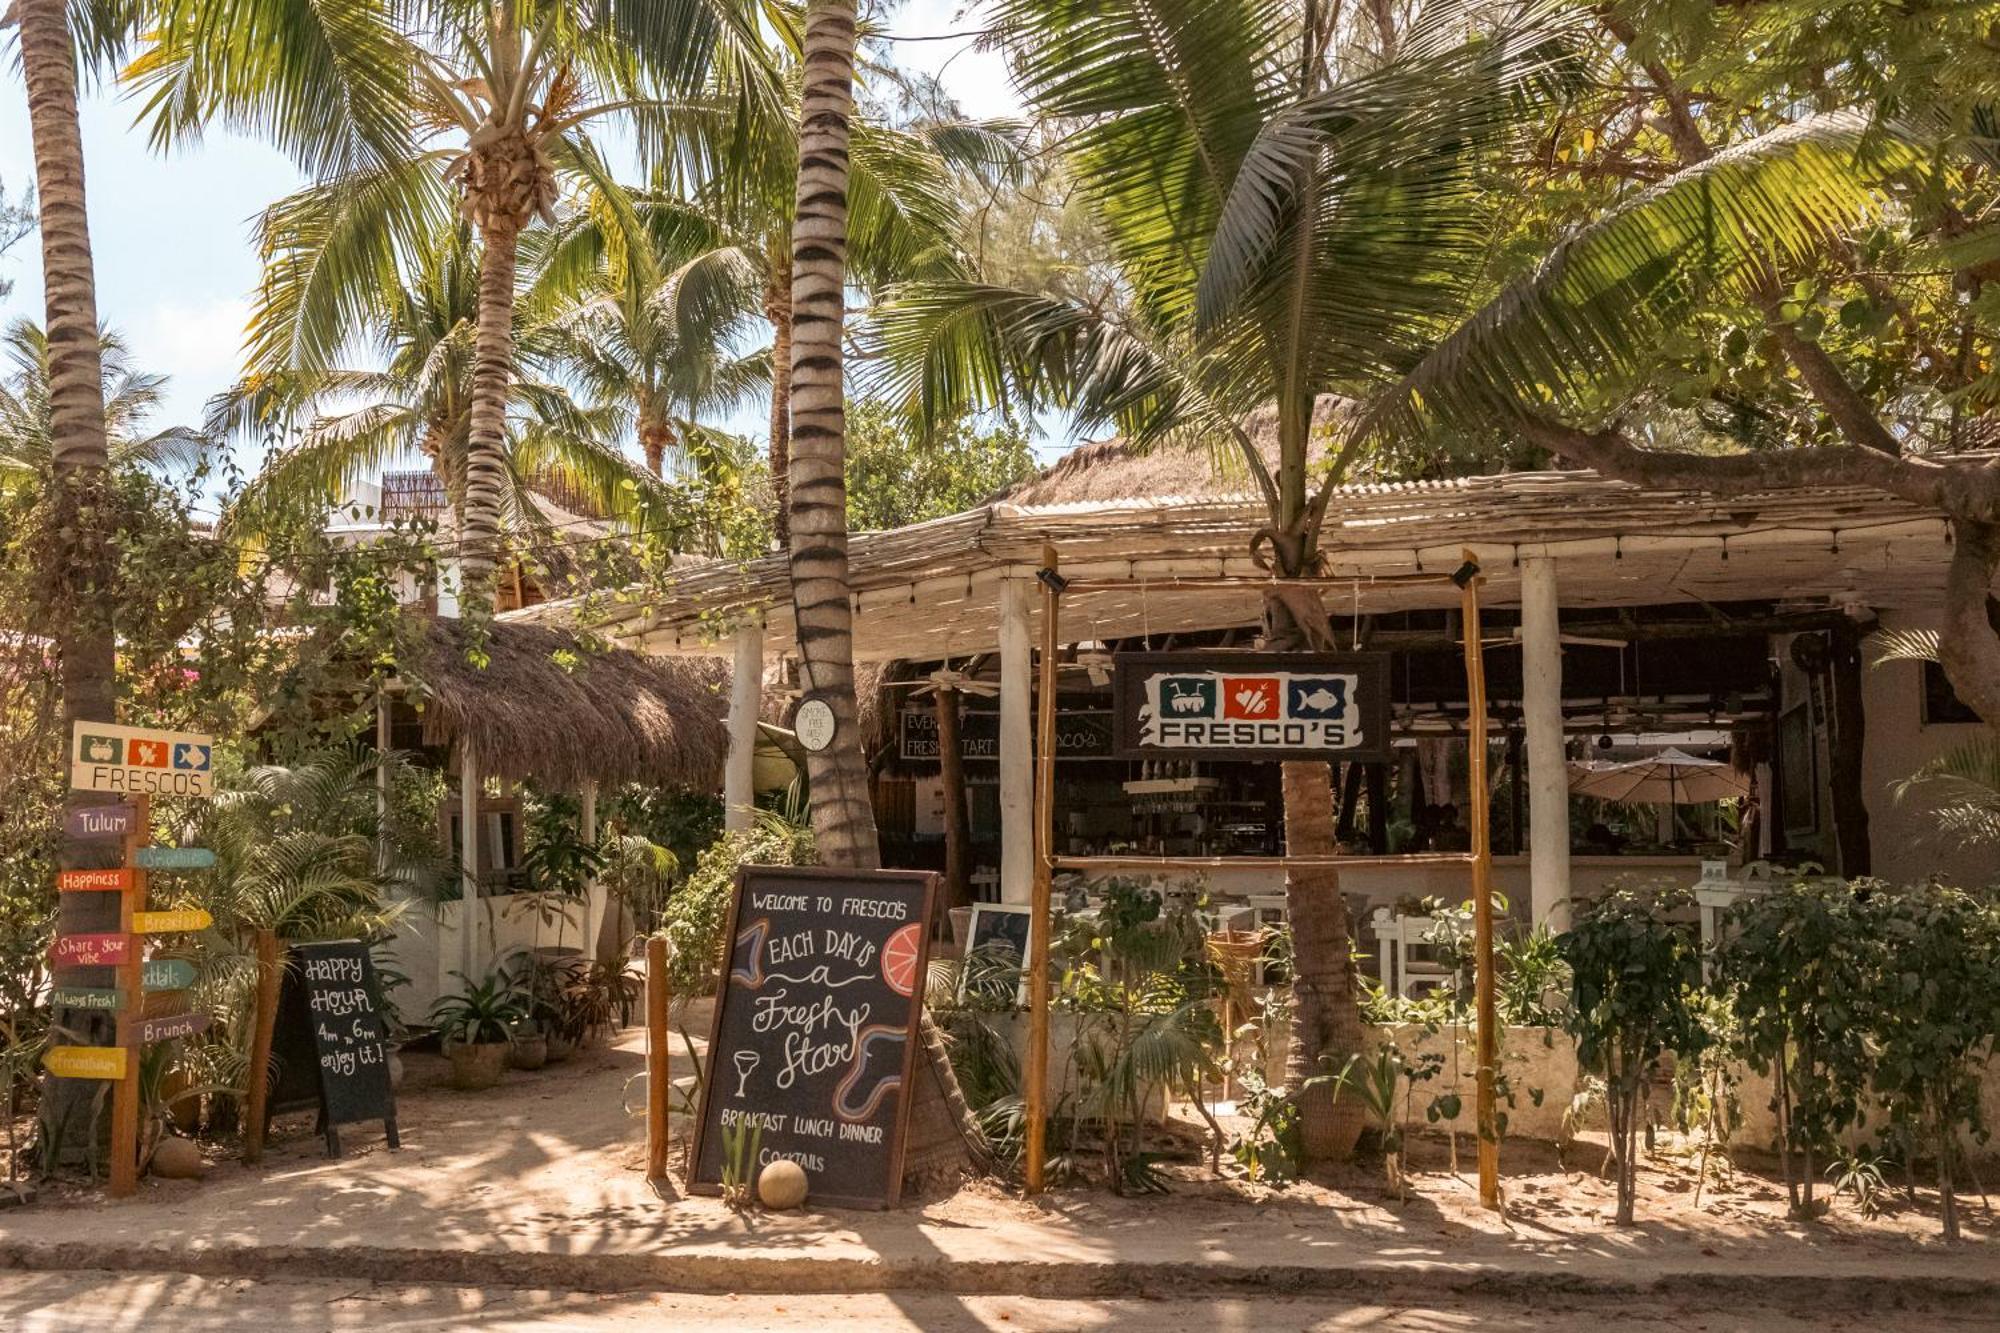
xmin=132 ymin=1012 xmax=209 ymax=1045
xmin=50 ymin=933 xmax=130 ymax=967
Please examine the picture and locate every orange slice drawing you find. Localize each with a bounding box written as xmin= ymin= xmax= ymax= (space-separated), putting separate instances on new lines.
xmin=880 ymin=922 xmax=922 ymax=997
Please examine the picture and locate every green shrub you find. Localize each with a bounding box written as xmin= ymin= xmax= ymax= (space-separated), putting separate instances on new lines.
xmin=658 ymin=811 xmax=813 ymax=995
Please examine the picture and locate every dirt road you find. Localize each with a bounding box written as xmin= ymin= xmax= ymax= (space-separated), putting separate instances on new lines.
xmin=0 ymin=1272 xmax=1989 ymax=1333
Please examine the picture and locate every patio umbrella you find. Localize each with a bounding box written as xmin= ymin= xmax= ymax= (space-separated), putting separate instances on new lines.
xmin=1567 ymin=748 xmax=1750 ymax=805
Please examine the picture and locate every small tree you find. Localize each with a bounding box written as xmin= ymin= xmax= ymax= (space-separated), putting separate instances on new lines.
xmin=1560 ymin=885 xmax=1709 ymax=1225
xmin=1863 ymin=884 xmax=2000 ymax=1243
xmin=1712 ymin=878 xmax=1876 ymax=1219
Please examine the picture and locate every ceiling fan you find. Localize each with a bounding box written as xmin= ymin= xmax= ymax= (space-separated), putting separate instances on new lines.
xmin=1503 ymin=626 xmax=1628 ymax=650
xmin=1065 ymin=643 xmax=1115 ymax=687
xmin=884 ymin=659 xmax=1001 ymax=699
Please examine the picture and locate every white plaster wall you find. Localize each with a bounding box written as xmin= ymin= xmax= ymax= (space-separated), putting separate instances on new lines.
xmin=1860 ymin=609 xmax=1995 ymax=889
xmin=394 ymin=893 xmax=590 ymax=1019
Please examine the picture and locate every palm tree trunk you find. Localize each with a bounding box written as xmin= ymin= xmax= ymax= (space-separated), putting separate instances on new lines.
xmin=639 ymin=404 xmax=674 ymax=479
xmin=458 ymin=219 xmax=520 ymax=620
xmin=1265 ymin=577 xmax=1366 ymax=1165
xmin=764 ymin=264 xmax=793 ymax=548
xmin=786 ymin=0 xmax=878 ymax=869
xmin=21 ymin=0 xmax=119 ymax=1165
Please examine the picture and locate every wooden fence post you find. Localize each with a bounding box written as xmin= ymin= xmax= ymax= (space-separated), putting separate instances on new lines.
xmin=243 ymin=928 xmax=280 ymax=1165
xmin=645 ymin=935 xmax=670 ymax=1183
xmin=108 ymin=792 xmax=149 ymax=1198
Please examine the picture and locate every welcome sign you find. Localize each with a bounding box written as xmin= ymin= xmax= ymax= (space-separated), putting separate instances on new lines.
xmin=1113 ymin=651 xmax=1391 ymax=762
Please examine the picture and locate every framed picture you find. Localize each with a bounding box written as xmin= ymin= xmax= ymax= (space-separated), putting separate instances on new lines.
xmin=957 ymin=903 xmax=1032 ymax=1008
xmin=1777 ymin=701 xmax=1817 ymax=838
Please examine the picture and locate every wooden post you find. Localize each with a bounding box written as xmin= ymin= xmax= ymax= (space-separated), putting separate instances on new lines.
xmin=1457 ymin=551 xmax=1501 ymax=1211
xmin=936 ymin=683 xmax=970 ymax=913
xmin=1025 ymin=548 xmax=1060 ymax=1194
xmin=645 ymin=935 xmax=671 ymax=1183
xmin=459 ymin=743 xmax=480 ymax=982
xmin=108 ymin=793 xmax=148 ymax=1197
xmin=243 ymin=927 xmax=281 ymax=1165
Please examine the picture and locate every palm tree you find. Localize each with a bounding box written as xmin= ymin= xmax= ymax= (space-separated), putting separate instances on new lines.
xmin=0 ymin=320 xmax=205 ymax=497
xmin=133 ymin=0 xmax=769 ymax=621
xmin=212 ymin=217 xmax=682 ymax=548
xmin=526 ymin=187 xmax=771 ymax=479
xmin=869 ymin=0 xmax=1575 ymax=1157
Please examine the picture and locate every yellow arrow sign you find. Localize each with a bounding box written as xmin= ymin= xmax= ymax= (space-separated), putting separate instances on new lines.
xmin=133 ymin=908 xmax=213 ymax=934
xmin=43 ymin=1045 xmax=128 ymax=1080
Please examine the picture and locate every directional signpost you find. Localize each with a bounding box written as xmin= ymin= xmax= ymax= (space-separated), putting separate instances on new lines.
xmin=134 ymin=908 xmax=213 ymax=935
xmin=43 ymin=1046 xmax=129 ymax=1081
xmin=132 ymin=847 xmax=216 ymax=872
xmin=56 ymin=721 xmax=219 ymax=1198
xmin=142 ymin=959 xmax=197 ymax=992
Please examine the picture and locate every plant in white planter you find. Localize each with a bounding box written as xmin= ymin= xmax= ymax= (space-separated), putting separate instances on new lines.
xmin=430 ymin=972 xmax=526 ymax=1091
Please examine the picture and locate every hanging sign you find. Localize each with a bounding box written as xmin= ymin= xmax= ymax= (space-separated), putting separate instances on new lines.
xmin=1112 ymin=651 xmax=1393 ymax=762
xmin=58 ymin=868 xmax=134 ymax=893
xmin=143 ymin=958 xmax=197 ymax=991
xmin=43 ymin=1046 xmax=128 ymax=1080
xmin=689 ymin=866 xmax=937 ymax=1210
xmin=50 ymin=933 xmax=130 ymax=967
xmin=134 ymin=908 xmax=213 ymax=935
xmin=132 ymin=1012 xmax=209 ymax=1045
xmin=133 ymin=846 xmax=216 ymax=872
xmin=65 ymin=802 xmax=137 ymax=840
xmin=70 ymin=721 xmax=215 ymax=798
xmin=51 ymin=986 xmax=125 ymax=1011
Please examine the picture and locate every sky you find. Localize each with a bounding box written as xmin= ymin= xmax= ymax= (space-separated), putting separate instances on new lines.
xmin=0 ymin=1 xmax=1030 ymax=489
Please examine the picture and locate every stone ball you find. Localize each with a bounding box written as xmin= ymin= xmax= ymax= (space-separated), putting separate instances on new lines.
xmin=150 ymin=1135 xmax=206 ymax=1180
xmin=757 ymin=1159 xmax=809 ymax=1210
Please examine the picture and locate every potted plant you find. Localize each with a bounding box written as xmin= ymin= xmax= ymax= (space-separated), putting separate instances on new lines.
xmin=430 ymin=972 xmax=526 ymax=1091
xmin=509 ymin=1015 xmax=549 ymax=1070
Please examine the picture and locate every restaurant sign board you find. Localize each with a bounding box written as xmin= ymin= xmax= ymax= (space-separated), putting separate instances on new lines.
xmin=897 ymin=708 xmax=1113 ymax=762
xmin=1112 ymin=651 xmax=1392 ymax=762
xmin=70 ymin=721 xmax=215 ymax=798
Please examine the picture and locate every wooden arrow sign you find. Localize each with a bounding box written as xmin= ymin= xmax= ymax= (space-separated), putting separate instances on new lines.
xmin=134 ymin=909 xmax=213 ymax=934
xmin=142 ymin=958 xmax=197 ymax=991
xmin=43 ymin=1045 xmax=128 ymax=1080
xmin=65 ymin=802 xmax=137 ymax=840
xmin=131 ymin=1012 xmax=209 ymax=1045
xmin=132 ymin=846 xmax=216 ymax=872
xmin=57 ymin=868 xmax=134 ymax=893
xmin=51 ymin=985 xmax=125 ymax=1011
xmin=50 ymin=933 xmax=130 ymax=967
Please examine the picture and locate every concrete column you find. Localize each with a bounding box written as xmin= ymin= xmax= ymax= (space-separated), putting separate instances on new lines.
xmin=725 ymin=618 xmax=763 ymax=832
xmin=999 ymin=579 xmax=1034 ymax=905
xmin=1520 ymin=555 xmax=1571 ymax=930
xmin=579 ymin=779 xmax=603 ymax=954
xmin=458 ymin=743 xmax=481 ymax=985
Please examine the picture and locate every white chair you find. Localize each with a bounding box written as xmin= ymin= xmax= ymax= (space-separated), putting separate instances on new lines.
xmin=1367 ymin=908 xmax=1455 ymax=998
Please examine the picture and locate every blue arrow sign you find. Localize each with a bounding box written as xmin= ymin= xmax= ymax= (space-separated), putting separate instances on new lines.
xmin=132 ymin=846 xmax=216 ymax=871
xmin=142 ymin=958 xmax=197 ymax=991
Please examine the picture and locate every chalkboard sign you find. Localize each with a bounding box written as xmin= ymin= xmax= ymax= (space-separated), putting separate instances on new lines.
xmin=268 ymin=940 xmax=399 ymax=1157
xmin=690 ymin=866 xmax=937 ymax=1209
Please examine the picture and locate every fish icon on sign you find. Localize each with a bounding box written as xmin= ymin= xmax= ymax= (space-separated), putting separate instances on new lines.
xmin=1288 ymin=678 xmax=1349 ymax=718
xmin=172 ymin=743 xmax=210 ymax=771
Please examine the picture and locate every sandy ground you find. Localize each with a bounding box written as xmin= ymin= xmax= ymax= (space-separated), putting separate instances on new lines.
xmin=3 ymin=1013 xmax=1992 ymax=1292
xmin=2 ymin=1273 xmax=1993 ymax=1333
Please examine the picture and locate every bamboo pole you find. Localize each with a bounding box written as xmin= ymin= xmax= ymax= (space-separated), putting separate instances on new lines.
xmin=645 ymin=935 xmax=671 ymax=1183
xmin=1024 ymin=546 xmax=1060 ymax=1194
xmin=242 ymin=928 xmax=280 ymax=1165
xmin=1457 ymin=550 xmax=1501 ymax=1211
xmin=108 ymin=792 xmax=148 ymax=1198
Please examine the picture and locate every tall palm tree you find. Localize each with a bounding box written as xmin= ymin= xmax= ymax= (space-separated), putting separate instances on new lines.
xmin=870 ymin=0 xmax=1576 ymax=1156
xmin=0 ymin=320 xmax=205 ymax=497
xmin=14 ymin=0 xmax=136 ymax=1167
xmin=212 ymin=217 xmax=681 ymax=546
xmin=133 ymin=0 xmax=768 ymax=621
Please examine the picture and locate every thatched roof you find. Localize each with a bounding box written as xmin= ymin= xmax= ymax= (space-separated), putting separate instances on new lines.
xmin=996 ymin=399 xmax=1345 ymax=507
xmin=404 ymin=617 xmax=729 ymax=790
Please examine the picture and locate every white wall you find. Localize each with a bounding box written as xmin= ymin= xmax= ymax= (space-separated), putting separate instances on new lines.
xmin=389 ymin=893 xmax=591 ymax=1020
xmin=1862 ymin=610 xmax=1995 ymax=889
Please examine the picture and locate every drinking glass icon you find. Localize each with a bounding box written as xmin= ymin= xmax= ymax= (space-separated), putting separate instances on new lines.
xmin=732 ymin=1050 xmax=761 ymax=1099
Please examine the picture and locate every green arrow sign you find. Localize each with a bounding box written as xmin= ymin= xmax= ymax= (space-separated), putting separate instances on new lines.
xmin=52 ymin=986 xmax=124 ymax=1011
xmin=132 ymin=846 xmax=216 ymax=871
xmin=142 ymin=958 xmax=196 ymax=991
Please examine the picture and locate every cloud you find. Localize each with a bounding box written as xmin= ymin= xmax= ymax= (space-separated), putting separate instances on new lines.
xmin=125 ymin=296 xmax=250 ymax=428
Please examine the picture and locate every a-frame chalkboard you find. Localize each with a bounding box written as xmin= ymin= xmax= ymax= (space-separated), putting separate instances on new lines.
xmin=689 ymin=866 xmax=937 ymax=1209
xmin=267 ymin=940 xmax=400 ymax=1157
